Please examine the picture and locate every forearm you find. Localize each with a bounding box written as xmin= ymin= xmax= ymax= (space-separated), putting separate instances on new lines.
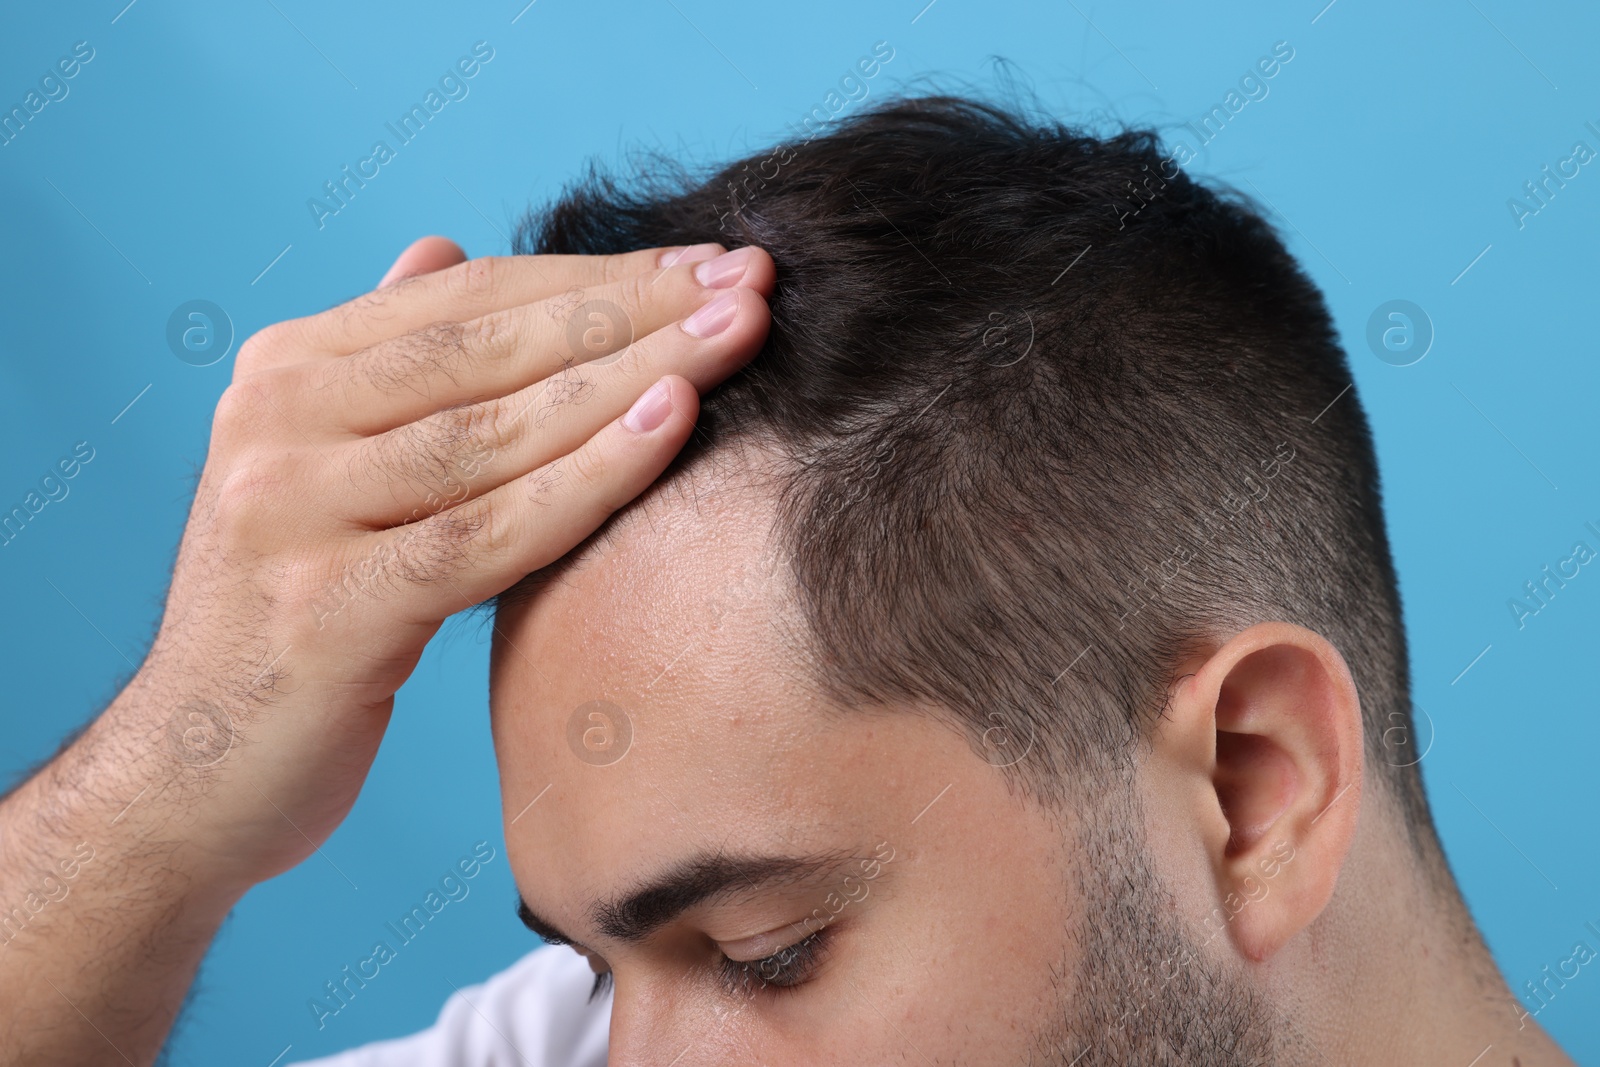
xmin=0 ymin=238 xmax=759 ymax=1064
xmin=0 ymin=677 xmax=247 ymax=1066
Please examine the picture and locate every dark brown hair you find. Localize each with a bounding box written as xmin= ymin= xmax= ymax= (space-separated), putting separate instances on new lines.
xmin=497 ymin=91 xmax=1443 ymax=865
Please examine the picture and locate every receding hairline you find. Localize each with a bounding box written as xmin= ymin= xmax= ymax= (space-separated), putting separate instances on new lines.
xmin=490 ymin=89 xmax=1451 ymax=890
xmin=493 ymin=432 xmax=792 ymax=606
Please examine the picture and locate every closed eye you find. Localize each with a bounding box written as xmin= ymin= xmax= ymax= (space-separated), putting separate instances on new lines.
xmin=717 ymin=927 xmax=831 ymax=998
xmin=515 ymin=901 xmax=614 ymax=1003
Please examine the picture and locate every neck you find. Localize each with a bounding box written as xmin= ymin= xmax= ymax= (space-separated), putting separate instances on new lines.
xmin=1295 ymin=817 xmax=1578 ymax=1066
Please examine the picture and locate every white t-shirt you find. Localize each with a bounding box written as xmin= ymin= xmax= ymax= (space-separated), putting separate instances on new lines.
xmin=291 ymin=947 xmax=611 ymax=1067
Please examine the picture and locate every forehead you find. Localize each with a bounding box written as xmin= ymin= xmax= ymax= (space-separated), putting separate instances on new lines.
xmin=490 ymin=468 xmax=813 ymax=786
xmin=487 ymin=471 xmax=1010 ymax=929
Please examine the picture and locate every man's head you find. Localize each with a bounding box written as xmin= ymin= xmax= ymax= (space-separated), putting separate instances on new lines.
xmin=486 ymin=93 xmax=1472 ymax=1064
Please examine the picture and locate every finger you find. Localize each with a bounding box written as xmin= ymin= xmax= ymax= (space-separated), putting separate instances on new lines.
xmin=328 ymin=285 xmax=767 ymax=526
xmin=366 ymin=375 xmax=700 ymax=618
xmin=294 ymin=243 xmax=729 ymax=356
xmin=305 ymin=245 xmax=775 ymax=437
xmin=379 ymin=236 xmax=469 ymax=287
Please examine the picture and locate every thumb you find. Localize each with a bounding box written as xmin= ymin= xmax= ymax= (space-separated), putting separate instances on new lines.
xmin=378 ymin=235 xmax=468 ymax=288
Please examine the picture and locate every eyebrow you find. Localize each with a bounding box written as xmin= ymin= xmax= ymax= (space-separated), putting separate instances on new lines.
xmin=516 ymin=850 xmax=851 ymax=948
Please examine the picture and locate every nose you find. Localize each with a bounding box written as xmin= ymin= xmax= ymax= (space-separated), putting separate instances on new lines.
xmin=606 ymin=981 xmax=757 ymax=1067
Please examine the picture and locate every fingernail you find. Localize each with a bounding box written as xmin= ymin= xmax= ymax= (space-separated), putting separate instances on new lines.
xmin=623 ymin=379 xmax=673 ymax=433
xmin=659 ymin=243 xmax=722 ymax=268
xmin=694 ymin=246 xmax=755 ymax=289
xmin=683 ymin=290 xmax=738 ymax=337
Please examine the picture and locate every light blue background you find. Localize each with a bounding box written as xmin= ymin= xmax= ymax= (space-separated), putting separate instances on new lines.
xmin=2 ymin=1 xmax=1596 ymax=1062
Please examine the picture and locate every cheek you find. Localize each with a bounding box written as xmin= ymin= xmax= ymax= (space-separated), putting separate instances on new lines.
xmin=874 ymin=835 xmax=1073 ymax=1061
xmin=742 ymin=819 xmax=1075 ymax=1063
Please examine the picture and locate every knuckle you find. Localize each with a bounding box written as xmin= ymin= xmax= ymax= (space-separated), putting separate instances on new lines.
xmin=397 ymin=509 xmax=484 ymax=583
xmin=212 ymin=374 xmax=282 ymax=443
xmin=531 ymin=366 xmax=597 ymax=426
xmin=212 ymin=453 xmax=298 ymax=533
xmin=354 ymin=399 xmax=501 ymax=501
xmin=472 ymin=399 xmax=511 ymax=455
xmin=609 ymin=329 xmax=651 ymax=376
xmin=465 ymin=307 xmax=513 ymax=364
xmin=415 ymin=320 xmax=470 ymax=367
xmin=599 ymin=252 xmax=635 ymax=289
xmin=470 ymin=500 xmax=514 ymax=559
xmin=336 ymin=280 xmax=412 ymax=336
xmin=442 ymin=256 xmax=498 ymax=301
xmin=436 ymin=398 xmax=506 ymax=455
xmin=565 ymin=441 xmax=611 ymax=494
xmin=621 ymin=269 xmax=655 ymax=318
xmin=524 ymin=460 xmax=565 ymax=504
xmin=234 ymin=320 xmax=299 ymax=373
xmin=464 ymin=256 xmax=504 ymax=297
xmin=368 ymin=321 xmax=467 ymax=393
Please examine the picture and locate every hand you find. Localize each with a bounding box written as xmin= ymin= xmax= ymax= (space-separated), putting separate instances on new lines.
xmin=117 ymin=235 xmax=775 ymax=888
xmin=0 ymin=234 xmax=773 ymax=1066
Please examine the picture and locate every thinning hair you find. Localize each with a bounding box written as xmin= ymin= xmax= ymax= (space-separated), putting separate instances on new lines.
xmin=495 ymin=91 xmax=1445 ymax=869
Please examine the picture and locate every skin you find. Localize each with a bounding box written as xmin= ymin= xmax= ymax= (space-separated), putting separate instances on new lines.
xmin=0 ymin=234 xmax=1578 ymax=1065
xmin=493 ymin=480 xmax=1078 ymax=1063
xmin=0 ymin=235 xmax=776 ymax=1065
xmin=491 ymin=459 xmax=1580 ymax=1066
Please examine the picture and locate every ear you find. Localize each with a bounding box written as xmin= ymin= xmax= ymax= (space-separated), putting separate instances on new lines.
xmin=1163 ymin=621 xmax=1363 ymax=963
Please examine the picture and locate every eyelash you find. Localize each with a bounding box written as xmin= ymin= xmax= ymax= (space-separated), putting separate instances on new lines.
xmin=717 ymin=928 xmax=831 ymax=999
xmin=531 ymin=916 xmax=830 ymax=1004
xmin=585 ymin=931 xmax=829 ymax=1005
xmin=526 ymin=924 xmax=614 ymax=1004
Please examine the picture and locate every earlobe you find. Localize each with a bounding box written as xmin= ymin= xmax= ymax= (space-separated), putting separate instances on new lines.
xmin=1176 ymin=622 xmax=1363 ymax=963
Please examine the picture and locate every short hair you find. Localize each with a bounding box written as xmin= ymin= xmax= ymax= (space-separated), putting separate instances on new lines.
xmin=496 ymin=91 xmax=1445 ymax=869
